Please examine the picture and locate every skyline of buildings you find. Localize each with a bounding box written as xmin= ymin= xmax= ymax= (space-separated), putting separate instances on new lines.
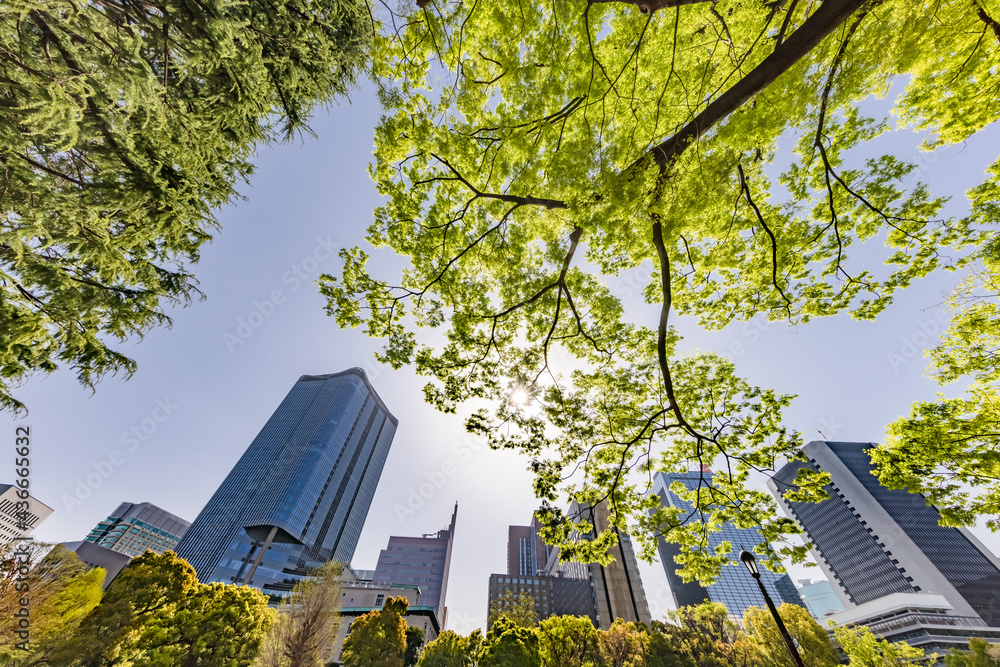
xmin=488 ymin=502 xmax=653 ymax=630
xmin=176 ymin=369 xmax=398 ymax=594
xmin=651 ymin=469 xmax=806 ymax=620
xmin=10 ymin=364 xmax=1000 ymax=648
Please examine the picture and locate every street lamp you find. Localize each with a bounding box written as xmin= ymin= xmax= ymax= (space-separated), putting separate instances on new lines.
xmin=739 ymin=550 xmax=805 ymax=667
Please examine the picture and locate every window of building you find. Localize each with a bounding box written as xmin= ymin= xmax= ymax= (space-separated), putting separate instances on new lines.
xmin=376 ymin=594 xmax=384 ymax=606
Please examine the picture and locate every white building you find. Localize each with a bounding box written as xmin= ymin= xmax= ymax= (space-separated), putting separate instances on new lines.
xmin=827 ymin=592 xmax=1000 ymax=654
xmin=329 ymin=567 xmax=440 ymax=663
xmin=0 ymin=484 xmax=53 ymax=544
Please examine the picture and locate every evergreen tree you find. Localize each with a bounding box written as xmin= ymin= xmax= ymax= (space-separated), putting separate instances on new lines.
xmin=0 ymin=0 xmax=370 ymax=412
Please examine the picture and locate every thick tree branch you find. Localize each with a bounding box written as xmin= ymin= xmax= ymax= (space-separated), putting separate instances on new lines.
xmin=974 ymin=0 xmax=1000 ymax=43
xmin=432 ymin=154 xmax=568 ymax=209
xmin=641 ymin=0 xmax=869 ymax=174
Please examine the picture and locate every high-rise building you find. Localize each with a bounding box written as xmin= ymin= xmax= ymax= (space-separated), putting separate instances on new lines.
xmin=508 ymin=514 xmax=551 ymax=577
xmin=84 ymin=501 xmax=190 ymax=557
xmin=571 ymin=500 xmax=653 ymax=629
xmin=487 ymin=502 xmax=652 ymax=630
xmin=825 ymin=593 xmax=1000 ymax=654
xmin=373 ymin=504 xmax=458 ymax=624
xmin=176 ymin=369 xmax=398 ymax=595
xmin=0 ymin=484 xmax=52 ymax=543
xmin=796 ymin=578 xmax=845 ymax=618
xmin=487 ymin=571 xmax=597 ymax=625
xmin=769 ymin=441 xmax=1000 ymax=627
xmin=651 ymin=470 xmax=805 ymax=620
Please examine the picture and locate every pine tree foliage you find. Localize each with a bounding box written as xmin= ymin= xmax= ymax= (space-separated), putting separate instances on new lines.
xmin=321 ymin=0 xmax=1000 ymax=578
xmin=0 ymin=0 xmax=371 ymax=412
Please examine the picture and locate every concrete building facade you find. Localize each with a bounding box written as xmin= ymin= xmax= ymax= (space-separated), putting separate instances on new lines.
xmin=826 ymin=593 xmax=1000 ymax=654
xmin=0 ymin=484 xmax=52 ymax=544
xmin=372 ymin=504 xmax=458 ymax=624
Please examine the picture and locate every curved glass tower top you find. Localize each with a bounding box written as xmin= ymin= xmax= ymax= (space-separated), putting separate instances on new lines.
xmin=176 ymin=369 xmax=397 ymax=594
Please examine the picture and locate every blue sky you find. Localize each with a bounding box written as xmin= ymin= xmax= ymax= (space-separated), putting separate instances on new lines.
xmin=9 ymin=80 xmax=1000 ymax=632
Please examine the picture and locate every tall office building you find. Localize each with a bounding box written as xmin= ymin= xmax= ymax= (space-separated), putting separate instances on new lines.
xmin=508 ymin=514 xmax=551 ymax=577
xmin=488 ymin=502 xmax=652 ymax=630
xmin=84 ymin=501 xmax=190 ymax=557
xmin=651 ymin=470 xmax=805 ymax=620
xmin=769 ymin=441 xmax=1000 ymax=627
xmin=0 ymin=484 xmax=52 ymax=543
xmin=373 ymin=504 xmax=458 ymax=624
xmin=176 ymin=369 xmax=398 ymax=594
xmin=572 ymin=500 xmax=653 ymax=629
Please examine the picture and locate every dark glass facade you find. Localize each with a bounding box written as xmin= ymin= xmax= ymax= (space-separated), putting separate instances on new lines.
xmin=772 ymin=442 xmax=1000 ymax=627
xmin=771 ymin=458 xmax=913 ymax=606
xmin=652 ymin=471 xmax=805 ymax=620
xmin=176 ymin=370 xmax=397 ymax=594
xmin=488 ymin=573 xmax=598 ymax=625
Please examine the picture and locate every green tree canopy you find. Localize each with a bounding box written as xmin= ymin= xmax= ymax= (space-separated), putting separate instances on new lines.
xmin=537 ymin=615 xmax=599 ymax=667
xmin=477 ymin=617 xmax=542 ymax=667
xmin=0 ymin=543 xmax=104 ymax=666
xmin=657 ymin=603 xmax=750 ymax=667
xmin=323 ymin=0 xmax=1000 ymax=575
xmin=406 ymin=626 xmax=427 ymax=666
xmin=832 ymin=624 xmax=932 ymax=667
xmin=123 ymin=582 xmax=275 ymax=667
xmin=945 ymin=638 xmax=1000 ymax=667
xmin=417 ymin=630 xmax=473 ymax=667
xmin=597 ymin=619 xmax=649 ymax=667
xmin=341 ymin=596 xmax=410 ymax=667
xmin=0 ymin=0 xmax=370 ymax=413
xmin=487 ymin=590 xmax=539 ymax=629
xmin=873 ymin=234 xmax=1000 ymax=529
xmin=57 ymin=550 xmax=198 ymax=666
xmin=742 ymin=604 xmax=839 ymax=667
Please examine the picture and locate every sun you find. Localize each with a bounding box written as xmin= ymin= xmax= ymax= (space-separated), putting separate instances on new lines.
xmin=508 ymin=385 xmax=532 ymax=408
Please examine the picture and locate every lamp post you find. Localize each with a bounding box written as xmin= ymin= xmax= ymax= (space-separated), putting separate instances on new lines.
xmin=739 ymin=549 xmax=806 ymax=667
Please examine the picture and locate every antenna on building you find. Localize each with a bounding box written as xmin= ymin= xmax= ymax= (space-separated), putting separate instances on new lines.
xmin=818 ymin=430 xmax=828 ymax=441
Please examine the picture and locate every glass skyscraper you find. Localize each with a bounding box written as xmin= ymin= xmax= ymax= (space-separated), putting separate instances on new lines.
xmin=651 ymin=469 xmax=805 ymax=620
xmin=176 ymin=369 xmax=398 ymax=595
xmin=85 ymin=501 xmax=190 ymax=557
xmin=769 ymin=441 xmax=1000 ymax=627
